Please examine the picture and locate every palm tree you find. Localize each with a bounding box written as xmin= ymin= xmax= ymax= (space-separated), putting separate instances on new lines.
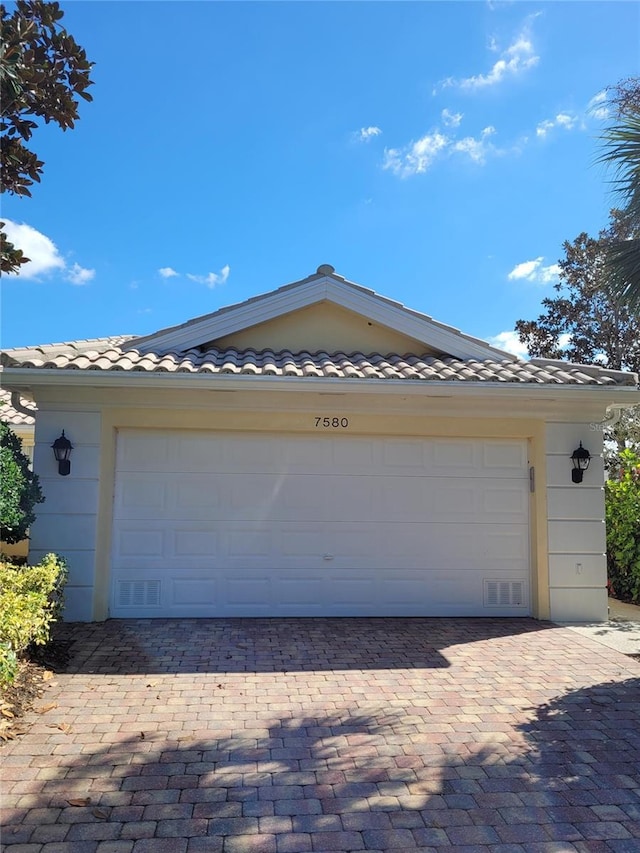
xmin=599 ymin=109 xmax=640 ymax=312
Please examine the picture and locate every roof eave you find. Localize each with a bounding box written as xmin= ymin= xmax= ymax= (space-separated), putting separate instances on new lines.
xmin=2 ymin=366 xmax=638 ymax=403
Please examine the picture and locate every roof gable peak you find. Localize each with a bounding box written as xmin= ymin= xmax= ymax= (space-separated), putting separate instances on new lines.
xmin=130 ymin=266 xmax=515 ymax=362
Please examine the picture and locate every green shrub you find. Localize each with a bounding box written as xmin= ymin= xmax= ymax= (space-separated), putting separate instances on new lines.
xmin=0 ymin=642 xmax=18 ymax=685
xmin=0 ymin=421 xmax=44 ymax=544
xmin=0 ymin=554 xmax=68 ymax=685
xmin=606 ymin=449 xmax=640 ymax=603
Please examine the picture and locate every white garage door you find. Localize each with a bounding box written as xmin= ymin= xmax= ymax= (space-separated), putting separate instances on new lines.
xmin=110 ymin=430 xmax=530 ymax=618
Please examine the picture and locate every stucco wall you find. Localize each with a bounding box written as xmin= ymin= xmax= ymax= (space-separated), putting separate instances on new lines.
xmin=28 ymin=409 xmax=101 ymax=622
xmin=546 ymin=422 xmax=607 ymax=622
xmin=213 ymin=301 xmax=431 ymax=355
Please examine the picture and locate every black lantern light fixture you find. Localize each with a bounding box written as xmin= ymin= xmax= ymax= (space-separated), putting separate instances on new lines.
xmin=52 ymin=431 xmax=73 ymax=476
xmin=570 ymin=441 xmax=591 ymax=483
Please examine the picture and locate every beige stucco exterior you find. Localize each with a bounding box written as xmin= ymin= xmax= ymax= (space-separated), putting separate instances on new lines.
xmin=213 ymin=301 xmax=432 ymax=355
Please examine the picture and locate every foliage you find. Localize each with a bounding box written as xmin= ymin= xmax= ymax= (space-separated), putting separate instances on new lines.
xmin=0 ymin=641 xmax=18 ymax=685
xmin=605 ymin=450 xmax=640 ymax=604
xmin=0 ymin=553 xmax=67 ymax=685
xmin=1 ymin=0 xmax=94 ymax=273
xmin=604 ymin=408 xmax=640 ymax=472
xmin=515 ymin=209 xmax=640 ymax=468
xmin=598 ymin=79 xmax=640 ymax=311
xmin=515 ymin=210 xmax=640 ymax=373
xmin=0 ymin=421 xmax=44 ymax=544
xmin=607 ymin=77 xmax=640 ymax=117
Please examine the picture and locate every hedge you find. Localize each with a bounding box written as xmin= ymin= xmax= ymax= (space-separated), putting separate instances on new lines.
xmin=606 ymin=449 xmax=640 ymax=604
xmin=0 ymin=554 xmax=68 ymax=685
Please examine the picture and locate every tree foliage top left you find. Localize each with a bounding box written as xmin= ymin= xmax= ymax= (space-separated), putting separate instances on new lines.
xmin=1 ymin=1 xmax=94 ymax=272
xmin=1 ymin=0 xmax=94 ymax=197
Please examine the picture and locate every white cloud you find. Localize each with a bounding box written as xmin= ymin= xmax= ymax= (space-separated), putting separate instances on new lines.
xmin=486 ymin=330 xmax=529 ymax=358
xmin=186 ymin=264 xmax=230 ymax=289
xmin=441 ymin=108 xmax=463 ymax=128
xmin=354 ymin=126 xmax=382 ymax=143
xmin=66 ymin=262 xmax=95 ymax=286
xmin=452 ymin=126 xmax=497 ymax=164
xmin=487 ymin=329 xmax=572 ymax=358
xmin=158 ymin=266 xmax=179 ymax=278
xmin=588 ymin=89 xmax=610 ymax=121
xmin=2 ymin=219 xmax=95 ymax=285
xmin=447 ymin=21 xmax=539 ymax=91
xmin=1 ymin=219 xmax=66 ymax=279
xmin=536 ymin=112 xmax=578 ymax=138
xmin=383 ymin=124 xmax=507 ymax=177
xmin=508 ymin=256 xmax=560 ymax=284
xmin=382 ymin=132 xmax=449 ymax=177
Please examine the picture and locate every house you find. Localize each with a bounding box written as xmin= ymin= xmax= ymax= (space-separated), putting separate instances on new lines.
xmin=2 ymin=265 xmax=638 ymax=623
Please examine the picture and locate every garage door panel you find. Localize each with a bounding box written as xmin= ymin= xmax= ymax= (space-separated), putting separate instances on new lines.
xmin=228 ymin=528 xmax=272 ymax=557
xmin=174 ymin=478 xmax=223 ymax=511
xmin=116 ymin=476 xmax=167 ymax=513
xmin=111 ymin=431 xmax=530 ymax=617
xmin=429 ymin=574 xmax=479 ymax=607
xmin=116 ymin=529 xmax=165 ymax=558
xmin=382 ymin=438 xmax=427 ymax=469
xmin=281 ymin=438 xmax=334 ymax=471
xmin=116 ymin=434 xmax=170 ymax=471
xmin=433 ymin=441 xmax=477 ymax=471
xmin=173 ymin=436 xmax=222 ymax=471
xmin=332 ymin=438 xmax=377 ymax=469
xmin=483 ymin=441 xmax=528 ymax=471
xmin=174 ymin=530 xmax=218 ymax=557
xmin=280 ymin=527 xmax=325 ymax=557
xmin=225 ymin=574 xmax=273 ymax=609
xmin=275 ymin=573 xmax=325 ymax=608
xmin=482 ymin=485 xmax=529 ymax=517
xmin=280 ymin=478 xmax=328 ymax=514
xmin=328 ymin=524 xmax=380 ymax=559
xmin=229 ymin=476 xmax=284 ymax=512
xmin=171 ymin=577 xmax=217 ymax=606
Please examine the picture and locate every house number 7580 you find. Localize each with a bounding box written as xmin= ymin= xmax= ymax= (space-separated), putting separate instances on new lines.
xmin=315 ymin=417 xmax=349 ymax=428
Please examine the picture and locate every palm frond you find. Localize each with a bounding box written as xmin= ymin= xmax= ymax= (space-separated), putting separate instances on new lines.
xmin=598 ymin=110 xmax=640 ymax=308
xmin=605 ymin=238 xmax=640 ymax=314
xmin=599 ymin=112 xmax=640 ymax=219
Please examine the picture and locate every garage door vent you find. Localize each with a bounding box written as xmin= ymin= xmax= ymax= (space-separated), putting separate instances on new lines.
xmin=117 ymin=580 xmax=161 ymax=608
xmin=483 ymin=580 xmax=525 ymax=608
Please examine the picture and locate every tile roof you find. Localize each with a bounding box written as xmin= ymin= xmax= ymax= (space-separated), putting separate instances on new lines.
xmin=1 ymin=339 xmax=636 ymax=385
xmin=0 ymin=389 xmax=36 ymax=427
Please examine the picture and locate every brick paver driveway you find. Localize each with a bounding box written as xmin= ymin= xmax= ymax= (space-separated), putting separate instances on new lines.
xmin=2 ymin=618 xmax=640 ymax=853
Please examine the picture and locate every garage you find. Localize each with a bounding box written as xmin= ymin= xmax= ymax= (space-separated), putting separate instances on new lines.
xmin=110 ymin=429 xmax=530 ymax=618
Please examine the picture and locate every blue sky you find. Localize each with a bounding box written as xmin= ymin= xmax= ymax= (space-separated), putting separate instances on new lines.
xmin=2 ymin=1 xmax=638 ymax=355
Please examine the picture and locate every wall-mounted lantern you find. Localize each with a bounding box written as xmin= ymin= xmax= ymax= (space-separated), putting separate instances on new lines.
xmin=52 ymin=431 xmax=73 ymax=476
xmin=570 ymin=441 xmax=591 ymax=483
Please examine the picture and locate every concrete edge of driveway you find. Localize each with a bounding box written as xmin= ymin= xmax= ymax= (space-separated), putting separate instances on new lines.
xmin=559 ymin=598 xmax=640 ymax=655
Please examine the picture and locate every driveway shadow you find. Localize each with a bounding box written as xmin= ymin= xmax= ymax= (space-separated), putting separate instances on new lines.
xmin=55 ymin=617 xmax=554 ymax=675
xmin=2 ymin=675 xmax=639 ymax=849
